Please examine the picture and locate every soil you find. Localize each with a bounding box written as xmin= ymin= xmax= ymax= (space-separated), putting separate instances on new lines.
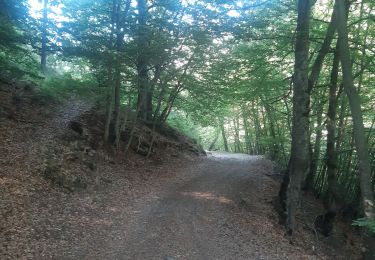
xmin=75 ymin=152 xmax=361 ymax=260
xmin=0 ymin=89 xmax=362 ymax=259
xmin=1 ymin=150 xmax=362 ymax=259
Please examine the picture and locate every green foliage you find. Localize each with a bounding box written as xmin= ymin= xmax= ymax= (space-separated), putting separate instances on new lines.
xmin=38 ymin=74 xmax=98 ymax=100
xmin=0 ymin=0 xmax=41 ymax=79
xmin=0 ymin=48 xmax=41 ymax=80
xmin=167 ymin=111 xmax=223 ymax=150
xmin=352 ymin=218 xmax=375 ymax=234
xmin=167 ymin=111 xmax=201 ymax=142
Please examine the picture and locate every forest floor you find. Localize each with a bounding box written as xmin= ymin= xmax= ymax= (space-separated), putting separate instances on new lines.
xmin=1 ymin=149 xmax=362 ymax=259
xmin=0 ymin=90 xmax=362 ymax=259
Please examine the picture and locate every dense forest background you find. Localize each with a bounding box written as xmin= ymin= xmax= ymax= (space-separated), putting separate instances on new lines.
xmin=1 ymin=0 xmax=375 ymax=255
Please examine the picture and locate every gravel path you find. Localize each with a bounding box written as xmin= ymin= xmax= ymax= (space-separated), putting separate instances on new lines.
xmin=78 ymin=152 xmax=322 ymax=260
xmin=1 ymin=141 xmax=354 ymax=260
xmin=1 ymin=95 xmax=359 ymax=259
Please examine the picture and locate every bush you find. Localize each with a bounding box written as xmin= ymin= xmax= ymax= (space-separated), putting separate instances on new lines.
xmin=166 ymin=111 xmax=223 ymax=150
xmin=39 ymin=74 xmax=98 ymax=100
xmin=353 ymin=217 xmax=375 ymax=234
xmin=167 ymin=111 xmax=201 ymax=141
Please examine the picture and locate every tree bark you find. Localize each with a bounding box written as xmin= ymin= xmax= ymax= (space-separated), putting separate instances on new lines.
xmin=251 ymin=101 xmax=262 ymax=154
xmin=136 ymin=0 xmax=152 ymax=121
xmin=263 ymin=100 xmax=279 ymax=160
xmin=286 ymin=0 xmax=311 ymax=234
xmin=307 ymin=5 xmax=337 ymax=93
xmin=302 ymin=4 xmax=337 ymax=190
xmin=335 ymin=0 xmax=375 ymax=257
xmin=208 ymin=129 xmax=219 ymax=151
xmin=113 ymin=2 xmax=122 ymax=147
xmin=326 ymin=43 xmax=340 ymax=206
xmin=233 ymin=116 xmax=242 ymax=153
xmin=41 ymin=0 xmax=48 ymax=73
xmin=113 ymin=60 xmax=122 ymax=148
xmin=242 ymin=107 xmax=251 ymax=154
xmin=108 ymin=0 xmax=131 ymax=146
xmin=104 ymin=84 xmax=115 ymax=142
xmin=316 ymin=43 xmax=340 ymax=237
xmin=103 ymin=0 xmax=117 ymax=142
xmin=220 ymin=119 xmax=229 ymax=152
xmin=304 ymin=95 xmax=324 ymax=191
xmin=158 ymin=56 xmax=194 ymax=123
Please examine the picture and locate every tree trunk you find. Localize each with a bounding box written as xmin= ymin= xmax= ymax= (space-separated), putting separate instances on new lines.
xmin=303 ymin=4 xmax=337 ymax=191
xmin=146 ymin=68 xmax=166 ymax=158
xmin=158 ymin=86 xmax=182 ymax=122
xmin=113 ymin=0 xmax=122 ymax=146
xmin=251 ymin=101 xmax=262 ymax=154
xmin=41 ymin=0 xmax=48 ymax=73
xmin=242 ymin=107 xmax=251 ymax=154
xmin=307 ymin=5 xmax=337 ymax=93
xmin=233 ymin=116 xmax=242 ymax=153
xmin=104 ymin=84 xmax=115 ymax=142
xmin=335 ymin=0 xmax=375 ymax=257
xmin=263 ymin=101 xmax=279 ymax=160
xmin=208 ymin=129 xmax=219 ymax=151
xmin=336 ymin=96 xmax=347 ymax=153
xmin=286 ymin=0 xmax=311 ymax=234
xmin=304 ymin=95 xmax=324 ymax=191
xmin=103 ymin=0 xmax=117 ymax=142
xmin=317 ymin=43 xmax=340 ymax=237
xmin=136 ymin=0 xmax=152 ymax=121
xmin=113 ymin=0 xmax=131 ymax=146
xmin=113 ymin=58 xmax=122 ymax=148
xmin=220 ymin=119 xmax=229 ymax=152
xmin=158 ymin=57 xmax=193 ymax=123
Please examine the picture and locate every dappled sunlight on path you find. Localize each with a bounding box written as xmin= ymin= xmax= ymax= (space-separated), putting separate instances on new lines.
xmin=207 ymin=151 xmax=263 ymax=161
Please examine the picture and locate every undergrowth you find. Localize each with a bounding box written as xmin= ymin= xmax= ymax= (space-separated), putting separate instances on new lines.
xmin=39 ymin=74 xmax=98 ymax=99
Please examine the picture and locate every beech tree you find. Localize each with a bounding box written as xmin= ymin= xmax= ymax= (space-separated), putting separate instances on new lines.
xmin=285 ymin=0 xmax=311 ymax=234
xmin=335 ymin=0 xmax=375 ymax=257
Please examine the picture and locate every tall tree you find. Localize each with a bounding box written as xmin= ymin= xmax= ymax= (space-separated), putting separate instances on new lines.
xmin=136 ymin=0 xmax=152 ymax=121
xmin=113 ymin=0 xmax=131 ymax=147
xmin=286 ymin=0 xmax=311 ymax=234
xmin=40 ymin=0 xmax=49 ymax=73
xmin=335 ymin=0 xmax=375 ymax=257
xmin=320 ymin=42 xmax=340 ymax=236
xmin=220 ymin=119 xmax=229 ymax=152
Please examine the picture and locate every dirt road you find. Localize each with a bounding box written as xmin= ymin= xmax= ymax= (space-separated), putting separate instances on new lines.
xmin=2 ymin=97 xmax=296 ymax=259
xmin=2 ymin=145 xmax=352 ymax=259
xmin=1 ymin=97 xmax=359 ymax=259
xmin=80 ymin=152 xmax=318 ymax=260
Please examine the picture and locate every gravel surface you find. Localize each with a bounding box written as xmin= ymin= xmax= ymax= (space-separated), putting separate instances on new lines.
xmin=60 ymin=152 xmax=337 ymax=260
xmin=1 ymin=145 xmax=360 ymax=259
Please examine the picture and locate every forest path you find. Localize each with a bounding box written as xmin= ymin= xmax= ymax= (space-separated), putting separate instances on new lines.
xmin=82 ymin=152 xmax=317 ymax=260
xmin=31 ymin=95 xmax=93 ymax=140
xmin=1 ymin=94 xmax=356 ymax=259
